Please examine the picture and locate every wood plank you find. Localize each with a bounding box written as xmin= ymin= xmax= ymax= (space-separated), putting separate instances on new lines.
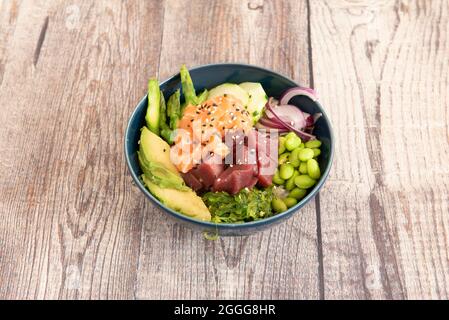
xmin=309 ymin=0 xmax=449 ymax=299
xmin=0 ymin=0 xmax=23 ymax=86
xmin=135 ymin=0 xmax=321 ymax=299
xmin=0 ymin=0 xmax=164 ymax=299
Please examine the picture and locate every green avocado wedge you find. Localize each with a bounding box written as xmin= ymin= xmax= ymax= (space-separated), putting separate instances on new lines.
xmin=138 ymin=127 xmax=211 ymax=222
xmin=141 ymin=175 xmax=211 ymax=222
xmin=140 ymin=126 xmax=179 ymax=174
xmin=138 ymin=150 xmax=188 ymax=191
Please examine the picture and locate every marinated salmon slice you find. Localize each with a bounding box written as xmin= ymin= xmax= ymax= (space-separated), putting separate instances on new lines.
xmin=171 ymin=96 xmax=253 ymax=173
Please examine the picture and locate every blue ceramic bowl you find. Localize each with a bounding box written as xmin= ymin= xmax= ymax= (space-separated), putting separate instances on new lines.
xmin=125 ymin=63 xmax=334 ymax=236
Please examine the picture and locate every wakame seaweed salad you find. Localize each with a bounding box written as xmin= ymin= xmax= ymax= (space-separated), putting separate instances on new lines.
xmin=202 ymin=187 xmax=275 ymax=223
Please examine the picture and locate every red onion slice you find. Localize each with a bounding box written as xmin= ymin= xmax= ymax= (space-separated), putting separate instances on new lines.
xmin=255 ymin=122 xmax=289 ymax=133
xmin=259 ymin=116 xmax=288 ymax=129
xmin=264 ymin=108 xmax=276 ymax=120
xmin=272 ymin=104 xmax=307 ymax=129
xmin=279 ymin=86 xmax=318 ymax=105
xmin=264 ymin=98 xmax=308 ymax=130
xmin=265 ymin=102 xmax=316 ymax=141
xmin=305 ymin=115 xmax=314 ymax=127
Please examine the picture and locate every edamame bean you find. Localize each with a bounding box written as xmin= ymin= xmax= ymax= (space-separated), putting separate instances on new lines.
xmin=278 ymin=152 xmax=290 ymax=165
xmin=298 ymin=148 xmax=314 ymax=161
xmin=289 ymin=188 xmax=307 ymax=200
xmin=299 ymin=143 xmax=305 ymax=149
xmin=285 ymin=135 xmax=301 ymax=151
xmin=312 ymin=148 xmax=321 ymax=157
xmin=283 ymin=197 xmax=298 ymax=208
xmin=289 ymin=148 xmax=301 ymax=167
xmin=272 ymin=198 xmax=287 ymax=213
xmin=307 ymin=159 xmax=321 ymax=179
xmin=285 ymin=132 xmax=297 ymax=140
xmin=279 ymin=136 xmax=286 ymax=154
xmin=305 ymin=139 xmax=322 ymax=149
xmin=279 ymin=163 xmax=294 ymax=180
xmin=285 ymin=170 xmax=299 ymax=191
xmin=299 ymin=162 xmax=308 ymax=174
xmin=295 ymin=175 xmax=316 ymax=189
xmin=273 ymin=170 xmax=285 ymax=185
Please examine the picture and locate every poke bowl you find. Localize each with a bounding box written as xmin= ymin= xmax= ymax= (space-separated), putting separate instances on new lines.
xmin=125 ymin=63 xmax=334 ymax=236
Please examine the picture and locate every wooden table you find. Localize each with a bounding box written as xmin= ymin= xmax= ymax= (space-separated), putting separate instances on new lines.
xmin=0 ymin=0 xmax=448 ymax=300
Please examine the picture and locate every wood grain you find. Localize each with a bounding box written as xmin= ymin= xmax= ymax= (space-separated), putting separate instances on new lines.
xmin=135 ymin=0 xmax=321 ymax=300
xmin=309 ymin=0 xmax=449 ymax=299
xmin=0 ymin=0 xmax=164 ymax=299
xmin=1 ymin=0 xmax=448 ymax=300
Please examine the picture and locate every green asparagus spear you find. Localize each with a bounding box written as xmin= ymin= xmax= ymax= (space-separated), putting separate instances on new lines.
xmin=180 ymin=101 xmax=187 ymax=114
xmin=196 ymin=89 xmax=209 ymax=104
xmin=180 ymin=64 xmax=197 ymax=106
xmin=158 ymin=90 xmax=174 ymax=143
xmin=167 ymin=89 xmax=181 ymax=130
xmin=160 ymin=127 xmax=173 ymax=144
xmin=146 ymin=79 xmax=161 ymax=135
xmin=159 ymin=89 xmax=167 ymax=125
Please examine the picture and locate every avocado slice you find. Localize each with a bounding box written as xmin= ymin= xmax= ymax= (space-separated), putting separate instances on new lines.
xmin=207 ymin=83 xmax=249 ymax=106
xmin=141 ymin=175 xmax=211 ymax=221
xmin=138 ymin=127 xmax=211 ymax=221
xmin=145 ymin=79 xmax=161 ymax=135
xmin=140 ymin=127 xmax=178 ymax=174
xmin=138 ymin=150 xmax=188 ymax=191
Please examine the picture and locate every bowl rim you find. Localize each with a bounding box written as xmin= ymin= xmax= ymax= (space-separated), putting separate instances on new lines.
xmin=125 ymin=62 xmax=334 ymax=229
